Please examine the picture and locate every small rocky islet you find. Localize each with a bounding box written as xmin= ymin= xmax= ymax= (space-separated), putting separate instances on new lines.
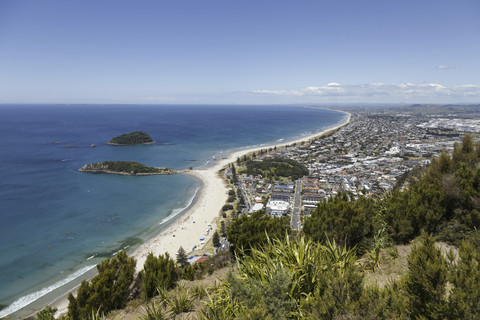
xmin=78 ymin=161 xmax=176 ymax=175
xmin=79 ymin=133 xmax=177 ymax=175
xmin=107 ymin=131 xmax=154 ymax=146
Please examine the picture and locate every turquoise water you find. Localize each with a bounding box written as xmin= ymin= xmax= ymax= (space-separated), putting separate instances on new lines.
xmin=0 ymin=104 xmax=346 ymax=317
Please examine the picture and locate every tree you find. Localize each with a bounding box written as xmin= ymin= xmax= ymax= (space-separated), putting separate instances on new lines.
xmin=67 ymin=251 xmax=136 ymax=319
xmin=448 ymin=240 xmax=480 ymax=319
xmin=67 ymin=292 xmax=80 ymax=320
xmin=176 ymin=246 xmax=188 ymax=268
xmin=141 ymin=252 xmax=178 ymax=299
xmin=405 ymin=234 xmax=447 ymax=320
xmin=227 ymin=210 xmax=291 ymax=255
xmin=220 ymin=220 xmax=226 ymax=236
xmin=303 ymin=192 xmax=376 ymax=253
xmin=231 ymin=164 xmax=237 ymax=183
xmin=36 ymin=306 xmax=57 ymax=320
xmin=213 ymin=231 xmax=221 ymax=248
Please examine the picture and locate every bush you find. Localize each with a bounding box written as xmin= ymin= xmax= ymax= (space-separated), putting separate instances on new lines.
xmin=67 ymin=251 xmax=136 ymax=319
xmin=36 ymin=306 xmax=57 ymax=320
xmin=140 ymin=252 xmax=178 ymax=299
xmin=222 ymin=204 xmax=233 ymax=211
xmin=227 ymin=210 xmax=291 ymax=255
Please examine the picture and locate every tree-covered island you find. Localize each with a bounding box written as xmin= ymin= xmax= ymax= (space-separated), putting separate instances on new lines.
xmin=107 ymin=131 xmax=154 ymax=145
xmin=78 ymin=161 xmax=176 ymax=175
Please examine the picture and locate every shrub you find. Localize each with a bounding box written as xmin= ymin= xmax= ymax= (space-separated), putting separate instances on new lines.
xmin=67 ymin=251 xmax=136 ymax=319
xmin=140 ymin=252 xmax=178 ymax=299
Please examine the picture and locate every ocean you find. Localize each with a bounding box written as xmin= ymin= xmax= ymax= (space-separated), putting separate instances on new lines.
xmin=0 ymin=104 xmax=346 ymax=317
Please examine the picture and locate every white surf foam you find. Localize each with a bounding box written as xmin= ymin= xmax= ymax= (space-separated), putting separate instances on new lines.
xmin=0 ymin=264 xmax=96 ymax=318
xmin=159 ymin=187 xmax=200 ymax=225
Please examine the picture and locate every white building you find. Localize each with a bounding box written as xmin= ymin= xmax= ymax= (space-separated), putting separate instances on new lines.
xmin=266 ymin=199 xmax=290 ymax=216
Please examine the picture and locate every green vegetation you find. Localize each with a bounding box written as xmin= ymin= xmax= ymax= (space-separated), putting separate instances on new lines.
xmin=44 ymin=135 xmax=480 ymax=319
xmin=79 ymin=161 xmax=174 ymax=175
xmin=201 ymin=235 xmax=361 ymax=319
xmin=227 ymin=209 xmax=291 ymax=255
xmin=67 ymin=251 xmax=136 ymax=320
xmin=383 ymin=134 xmax=480 ymax=244
xmin=244 ymin=157 xmax=309 ymax=180
xmin=221 ymin=204 xmax=233 ymax=211
xmin=448 ymin=240 xmax=480 ymax=319
xmin=212 ymin=231 xmax=220 ymax=248
xmin=36 ymin=306 xmax=57 ymax=320
xmin=196 ymin=232 xmax=480 ymax=319
xmin=140 ymin=252 xmax=178 ymax=299
xmin=303 ymin=192 xmax=377 ymax=254
xmin=405 ymin=234 xmax=447 ymax=319
xmin=176 ymin=247 xmax=188 ymax=269
xmin=108 ymin=131 xmax=153 ymax=145
xmin=305 ymin=134 xmax=480 ymax=249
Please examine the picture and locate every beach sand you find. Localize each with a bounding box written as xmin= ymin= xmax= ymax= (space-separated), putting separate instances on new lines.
xmin=49 ymin=110 xmax=351 ymax=317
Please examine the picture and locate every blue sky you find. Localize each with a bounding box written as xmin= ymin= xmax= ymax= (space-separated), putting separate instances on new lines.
xmin=0 ymin=0 xmax=479 ymax=104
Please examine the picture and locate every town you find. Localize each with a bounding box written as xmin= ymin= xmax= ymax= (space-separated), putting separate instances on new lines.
xmin=226 ymin=107 xmax=480 ymax=230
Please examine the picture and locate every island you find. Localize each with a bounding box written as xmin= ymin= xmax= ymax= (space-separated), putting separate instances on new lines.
xmin=78 ymin=161 xmax=176 ymax=175
xmin=107 ymin=131 xmax=154 ymax=145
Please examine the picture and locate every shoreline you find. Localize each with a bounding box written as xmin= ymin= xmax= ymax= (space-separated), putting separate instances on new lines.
xmin=132 ymin=110 xmax=352 ymax=264
xmin=16 ymin=109 xmax=352 ymax=318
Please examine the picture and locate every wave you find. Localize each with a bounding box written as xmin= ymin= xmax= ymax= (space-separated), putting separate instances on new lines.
xmin=0 ymin=264 xmax=96 ymax=318
xmin=86 ymin=254 xmax=96 ymax=261
xmin=159 ymin=187 xmax=200 ymax=225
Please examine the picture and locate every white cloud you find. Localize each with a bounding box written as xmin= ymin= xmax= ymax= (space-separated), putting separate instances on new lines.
xmin=251 ymin=83 xmax=480 ymax=100
xmin=437 ymin=65 xmax=460 ymax=70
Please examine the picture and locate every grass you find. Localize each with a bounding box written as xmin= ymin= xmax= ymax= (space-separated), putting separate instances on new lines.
xmin=363 ymin=244 xmax=411 ymax=288
xmin=106 ymin=267 xmax=231 ymax=320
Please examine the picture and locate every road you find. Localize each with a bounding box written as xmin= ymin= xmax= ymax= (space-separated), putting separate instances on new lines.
xmin=291 ymin=178 xmax=302 ymax=230
xmin=238 ymin=181 xmax=251 ymax=213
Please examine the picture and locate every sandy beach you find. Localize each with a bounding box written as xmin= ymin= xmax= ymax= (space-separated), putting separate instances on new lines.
xmin=131 ymin=110 xmax=351 ymax=270
xmin=47 ymin=109 xmax=351 ymax=317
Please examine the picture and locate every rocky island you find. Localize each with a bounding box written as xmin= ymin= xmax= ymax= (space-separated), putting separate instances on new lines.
xmin=107 ymin=131 xmax=154 ymax=145
xmin=78 ymin=161 xmax=176 ymax=175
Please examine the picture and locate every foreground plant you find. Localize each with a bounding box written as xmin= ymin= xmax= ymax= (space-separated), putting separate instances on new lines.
xmin=210 ymin=234 xmax=361 ymax=318
xmin=168 ymin=287 xmax=194 ymax=315
xmin=140 ymin=301 xmax=169 ymax=320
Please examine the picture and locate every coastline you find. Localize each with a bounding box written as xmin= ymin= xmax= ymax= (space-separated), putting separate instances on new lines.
xmin=29 ymin=109 xmax=352 ymax=318
xmin=132 ymin=110 xmax=351 ymax=265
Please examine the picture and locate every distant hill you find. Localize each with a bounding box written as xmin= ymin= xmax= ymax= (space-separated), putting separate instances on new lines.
xmin=394 ymin=104 xmax=480 ymax=116
xmin=108 ymin=131 xmax=154 ymax=145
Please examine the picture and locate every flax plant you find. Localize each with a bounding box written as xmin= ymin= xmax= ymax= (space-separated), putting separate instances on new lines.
xmin=140 ymin=302 xmax=169 ymax=320
xmin=232 ymin=234 xmax=359 ymax=318
xmin=168 ymin=287 xmax=194 ymax=315
xmin=361 ymin=224 xmax=397 ymax=272
xmin=197 ymin=288 xmax=238 ymax=320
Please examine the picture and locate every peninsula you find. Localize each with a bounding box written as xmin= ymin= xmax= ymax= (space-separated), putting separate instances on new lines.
xmin=78 ymin=161 xmax=175 ymax=175
xmin=107 ymin=131 xmax=154 ymax=145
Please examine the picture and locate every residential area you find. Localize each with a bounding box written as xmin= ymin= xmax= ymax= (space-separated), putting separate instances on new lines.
xmin=227 ymin=108 xmax=480 ymax=230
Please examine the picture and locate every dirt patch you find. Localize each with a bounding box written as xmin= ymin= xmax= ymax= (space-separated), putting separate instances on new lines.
xmin=363 ymin=244 xmax=411 ymax=288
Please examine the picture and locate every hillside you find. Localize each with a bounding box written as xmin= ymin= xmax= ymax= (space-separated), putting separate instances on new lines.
xmin=34 ymin=135 xmax=480 ymax=320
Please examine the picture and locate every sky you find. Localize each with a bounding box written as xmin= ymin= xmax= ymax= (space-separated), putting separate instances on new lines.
xmin=0 ymin=0 xmax=479 ymax=105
